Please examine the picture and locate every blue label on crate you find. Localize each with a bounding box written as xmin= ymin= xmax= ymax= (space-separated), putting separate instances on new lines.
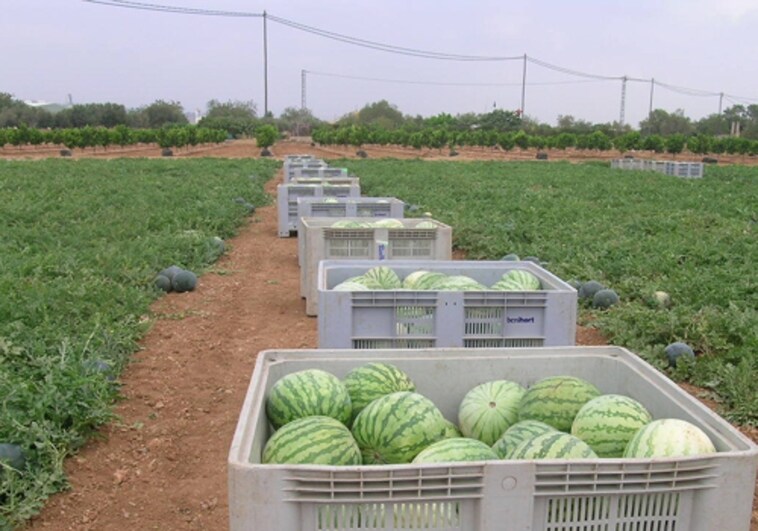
xmin=507 ymin=316 xmax=535 ymax=324
xmin=377 ymin=241 xmax=387 ymax=260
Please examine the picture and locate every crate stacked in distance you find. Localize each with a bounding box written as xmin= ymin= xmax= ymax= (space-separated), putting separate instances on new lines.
xmin=277 ymin=181 xmax=361 ymax=237
xmin=299 ymin=218 xmax=452 ymax=315
xmin=316 ymin=260 xmax=577 ymax=348
xmin=610 ymin=158 xmax=704 ymax=178
xmin=228 ymin=347 xmax=758 ymax=531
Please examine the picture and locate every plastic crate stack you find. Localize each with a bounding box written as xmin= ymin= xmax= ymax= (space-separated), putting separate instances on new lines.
xmin=229 ymin=153 xmax=757 ymax=531
xmin=611 ymin=158 xmax=704 ymax=178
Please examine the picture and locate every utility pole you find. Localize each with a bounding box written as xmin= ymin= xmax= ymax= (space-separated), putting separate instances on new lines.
xmin=301 ymin=70 xmax=307 ymax=110
xmin=648 ymin=78 xmax=655 ymax=116
xmin=619 ymin=76 xmax=627 ymax=128
xmin=520 ymin=54 xmax=527 ymax=116
xmin=719 ymin=92 xmax=724 ymax=114
xmin=263 ymin=10 xmax=269 ymax=117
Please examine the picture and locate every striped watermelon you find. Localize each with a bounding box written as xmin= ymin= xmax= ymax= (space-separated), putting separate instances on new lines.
xmin=351 ymin=392 xmax=447 ymax=464
xmin=442 ymin=419 xmax=463 ymax=439
xmin=458 ymin=380 xmax=526 ymax=446
xmin=491 ymin=270 xmax=541 ymax=291
xmin=623 ymin=419 xmax=717 ymax=458
xmin=491 ymin=420 xmax=557 ymax=459
xmin=372 ymin=218 xmax=405 ymax=228
xmin=434 ymin=275 xmax=487 ymax=291
xmin=510 ymin=431 xmax=598 ymax=460
xmin=333 ymin=281 xmax=370 ymax=291
xmin=413 ymin=272 xmax=448 ymax=290
xmin=342 ymin=363 xmax=416 ymax=422
xmin=402 ymin=270 xmax=431 ymax=289
xmin=357 ymin=266 xmax=402 ymax=290
xmin=518 ymin=376 xmax=601 ymax=432
xmin=571 ymin=394 xmax=652 ymax=457
xmin=262 ymin=416 xmax=361 ymax=465
xmin=266 ymin=369 xmax=352 ymax=430
xmin=412 ymin=437 xmax=499 ymax=464
xmin=415 ymin=221 xmax=437 ymax=229
xmin=331 ymin=220 xmax=372 ymax=228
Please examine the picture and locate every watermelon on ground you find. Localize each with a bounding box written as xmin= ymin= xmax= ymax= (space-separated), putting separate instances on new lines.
xmin=412 ymin=438 xmax=499 ymax=464
xmin=491 ymin=420 xmax=557 ymax=459
xmin=571 ymin=394 xmax=652 ymax=457
xmin=262 ymin=416 xmax=361 ymax=465
xmin=623 ymin=419 xmax=716 ymax=458
xmin=518 ymin=376 xmax=601 ymax=432
xmin=266 ymin=369 xmax=352 ymax=429
xmin=342 ymin=362 xmax=415 ymax=422
xmin=351 ymin=392 xmax=447 ymax=464
xmin=458 ymin=380 xmax=526 ymax=446
xmin=510 ymin=431 xmax=598 ymax=460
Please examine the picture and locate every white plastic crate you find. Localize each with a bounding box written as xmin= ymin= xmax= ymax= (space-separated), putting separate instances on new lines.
xmin=610 ymin=158 xmax=643 ymax=170
xmin=299 ymin=219 xmax=452 ymax=316
xmin=277 ymin=183 xmax=361 ymax=237
xmin=283 ymin=159 xmax=328 ymax=181
xmin=665 ymin=161 xmax=704 ymax=179
xmin=296 ymin=198 xmax=406 ymax=269
xmin=228 ymin=347 xmax=758 ymax=531
xmin=291 ymin=175 xmax=359 ymax=187
xmin=288 ymin=166 xmax=350 ymax=181
xmin=317 ymin=260 xmax=575 ymax=347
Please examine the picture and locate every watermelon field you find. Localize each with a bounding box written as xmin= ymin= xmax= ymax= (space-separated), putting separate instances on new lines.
xmin=0 ymin=153 xmax=756 ymax=527
xmin=337 ymin=159 xmax=757 ymax=425
xmin=0 ymin=158 xmax=278 ymax=527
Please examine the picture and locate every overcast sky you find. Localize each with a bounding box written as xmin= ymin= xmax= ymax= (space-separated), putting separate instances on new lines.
xmin=2 ymin=0 xmax=757 ymax=127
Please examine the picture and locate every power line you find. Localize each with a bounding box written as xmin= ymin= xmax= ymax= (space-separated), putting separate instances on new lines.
xmin=82 ymin=0 xmax=754 ymax=107
xmin=81 ymin=0 xmax=262 ymax=17
xmin=304 ymin=70 xmax=610 ymax=87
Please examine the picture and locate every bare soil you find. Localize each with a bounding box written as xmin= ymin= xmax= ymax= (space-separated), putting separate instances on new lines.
xmin=12 ymin=139 xmax=757 ymax=530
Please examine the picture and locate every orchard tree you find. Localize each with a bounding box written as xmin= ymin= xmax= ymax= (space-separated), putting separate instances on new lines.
xmin=255 ymin=124 xmax=279 ymax=150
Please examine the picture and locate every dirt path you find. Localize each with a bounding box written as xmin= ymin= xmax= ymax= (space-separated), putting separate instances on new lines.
xmin=21 ymin=144 xmax=758 ymax=530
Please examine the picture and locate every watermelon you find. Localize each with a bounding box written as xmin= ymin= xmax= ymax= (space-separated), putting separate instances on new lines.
xmin=434 ymin=275 xmax=487 ymax=291
xmin=415 ymin=221 xmax=437 ymax=229
xmin=322 ymin=197 xmax=339 ymax=203
xmin=491 ymin=420 xmax=557 ymax=459
xmin=172 ymin=270 xmax=197 ymax=293
xmin=442 ymin=419 xmax=463 ymax=439
xmin=664 ymin=342 xmax=695 ymax=368
xmin=351 ymin=392 xmax=448 ymax=464
xmin=372 ymin=218 xmax=405 ymax=228
xmin=358 ymin=266 xmax=402 ymax=290
xmin=578 ymin=280 xmax=604 ymax=300
xmin=510 ymin=431 xmax=598 ymax=460
xmin=592 ymin=289 xmax=619 ymax=309
xmin=331 ymin=220 xmax=372 ymax=228
xmin=266 ymin=369 xmax=352 ymax=429
xmin=500 ymin=253 xmax=520 ymax=261
xmin=458 ymin=380 xmax=526 ymax=446
xmin=262 ymin=416 xmax=361 ymax=465
xmin=518 ymin=376 xmax=602 ymax=432
xmin=571 ymin=394 xmax=652 ymax=457
xmin=0 ymin=443 xmax=26 ymax=471
xmin=412 ymin=438 xmax=499 ymax=464
xmin=333 ymin=281 xmax=370 ymax=291
xmin=653 ymin=290 xmax=671 ymax=308
xmin=623 ymin=419 xmax=716 ymax=458
xmin=342 ymin=362 xmax=415 ymax=422
xmin=491 ymin=269 xmax=541 ymax=291
xmin=154 ymin=274 xmax=172 ymax=292
xmin=412 ymin=272 xmax=448 ymax=290
xmin=159 ymin=265 xmax=182 ymax=281
xmin=401 ymin=270 xmax=432 ymax=289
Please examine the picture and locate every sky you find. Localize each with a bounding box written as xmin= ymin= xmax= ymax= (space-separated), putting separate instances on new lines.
xmin=2 ymin=0 xmax=758 ymax=127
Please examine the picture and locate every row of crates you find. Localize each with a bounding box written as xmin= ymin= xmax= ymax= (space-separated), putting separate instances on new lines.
xmin=611 ymin=158 xmax=704 ymax=178
xmin=228 ymin=154 xmax=757 ymax=531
